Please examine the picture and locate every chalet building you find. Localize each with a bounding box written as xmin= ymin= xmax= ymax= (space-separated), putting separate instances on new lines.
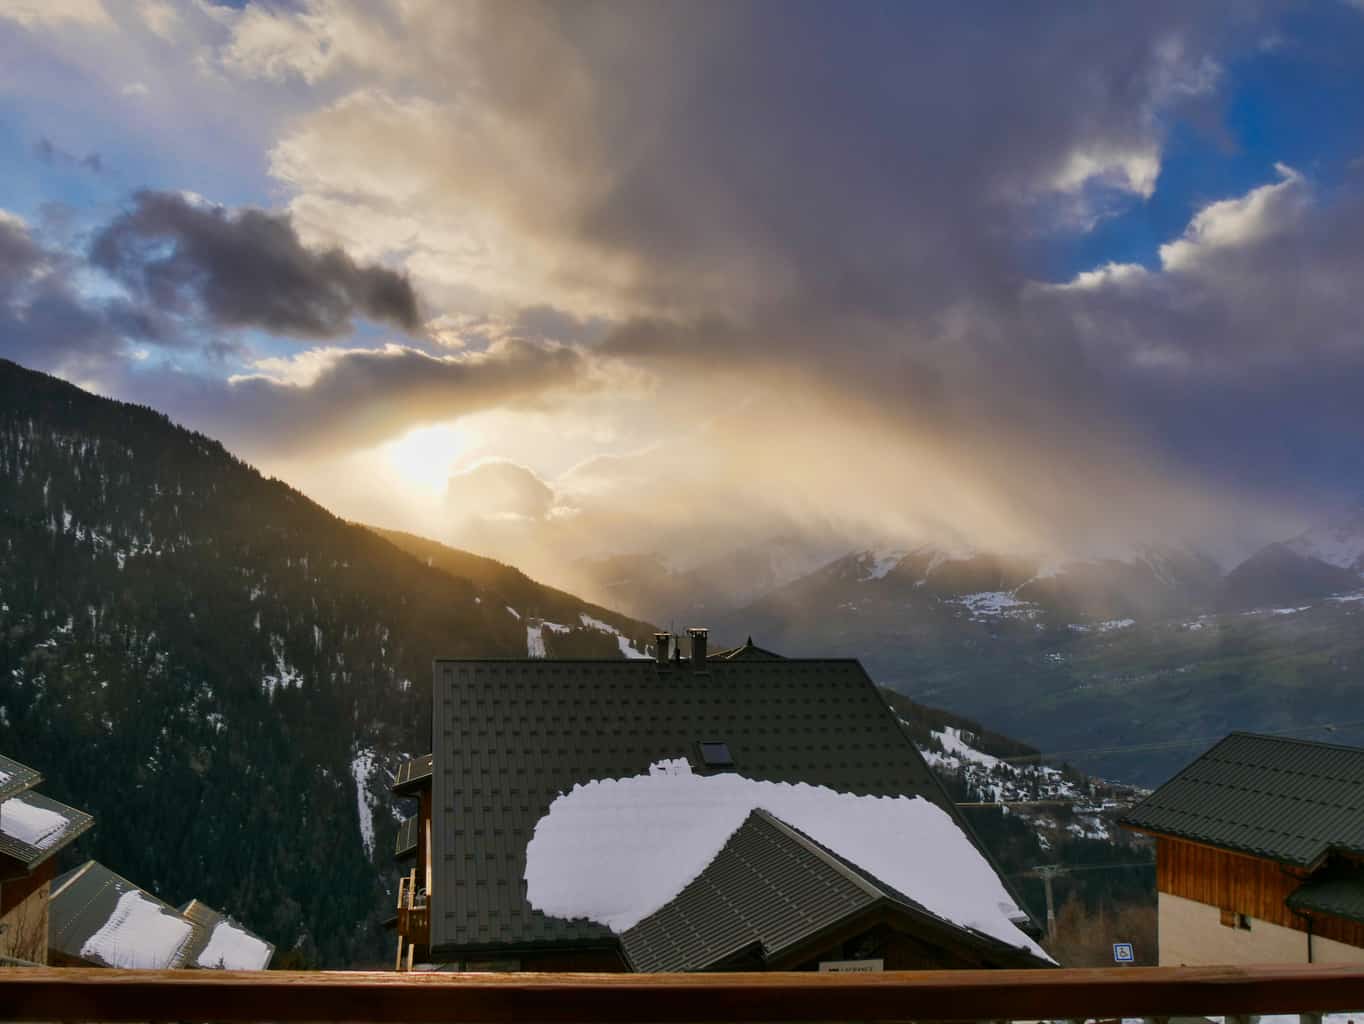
xmin=391 ymin=631 xmax=1051 ymax=973
xmin=49 ymin=860 xmax=274 ymax=970
xmin=1121 ymin=732 xmax=1364 ymax=966
xmin=0 ymin=752 xmax=94 ymax=965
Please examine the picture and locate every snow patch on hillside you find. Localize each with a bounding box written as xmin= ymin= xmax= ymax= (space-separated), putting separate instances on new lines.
xmin=952 ymin=591 xmax=1039 ymax=621
xmin=857 ymin=549 xmax=907 ymax=581
xmin=261 ymin=636 xmax=302 ymax=696
xmin=351 ymin=749 xmax=377 ymax=858
xmin=579 ymin=613 xmax=651 ymax=659
xmin=527 ymin=620 xmax=572 ymax=657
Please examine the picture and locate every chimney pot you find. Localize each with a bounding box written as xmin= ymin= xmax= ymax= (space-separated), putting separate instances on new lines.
xmin=653 ymin=632 xmax=672 ymax=667
xmin=687 ymin=627 xmax=709 ymax=668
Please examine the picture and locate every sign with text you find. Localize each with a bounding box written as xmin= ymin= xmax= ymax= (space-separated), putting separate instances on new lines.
xmin=1112 ymin=942 xmax=1135 ymax=963
xmin=818 ymin=959 xmax=884 ymax=973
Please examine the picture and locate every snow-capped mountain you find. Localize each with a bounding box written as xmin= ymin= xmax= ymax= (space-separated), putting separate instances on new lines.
xmin=1284 ymin=504 xmax=1364 ymax=572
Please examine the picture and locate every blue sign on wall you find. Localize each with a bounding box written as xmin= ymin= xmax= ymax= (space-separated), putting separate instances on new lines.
xmin=1113 ymin=942 xmax=1135 ymax=963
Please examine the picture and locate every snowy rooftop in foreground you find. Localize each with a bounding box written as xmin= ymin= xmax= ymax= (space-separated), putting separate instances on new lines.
xmin=192 ymin=916 xmax=274 ymax=970
xmin=79 ymin=887 xmax=195 ymax=970
xmin=0 ymin=792 xmax=71 ymax=849
xmin=524 ymin=764 xmax=1048 ymax=960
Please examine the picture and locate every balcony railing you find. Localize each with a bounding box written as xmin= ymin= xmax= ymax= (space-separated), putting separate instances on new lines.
xmin=3 ymin=964 xmax=1364 ymax=1022
xmin=395 ymin=867 xmax=430 ymax=970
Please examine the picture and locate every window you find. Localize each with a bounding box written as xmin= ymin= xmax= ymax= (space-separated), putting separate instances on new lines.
xmin=698 ymin=740 xmax=734 ymax=768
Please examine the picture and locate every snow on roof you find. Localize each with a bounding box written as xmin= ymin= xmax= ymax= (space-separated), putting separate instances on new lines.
xmin=0 ymin=792 xmax=71 ymax=849
xmin=523 ymin=764 xmax=1047 ymax=959
xmin=79 ymin=887 xmax=195 ymax=969
xmin=193 ymin=917 xmax=273 ymax=970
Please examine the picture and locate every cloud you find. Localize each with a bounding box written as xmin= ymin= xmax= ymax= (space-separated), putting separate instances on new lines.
xmin=0 ymin=0 xmax=111 ymax=30
xmin=33 ymin=136 xmax=104 ymax=173
xmin=142 ymin=335 xmax=596 ymax=456
xmin=1157 ymin=163 xmax=1307 ymax=272
xmin=241 ymin=2 xmax=1243 ymax=323
xmin=90 ymin=190 xmax=421 ymax=337
xmin=0 ymin=208 xmax=145 ymax=376
xmin=446 ymin=459 xmax=557 ymax=523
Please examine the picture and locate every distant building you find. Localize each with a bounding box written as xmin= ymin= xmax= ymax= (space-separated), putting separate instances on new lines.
xmin=390 ymin=631 xmax=1050 ymax=972
xmin=49 ymin=861 xmax=274 ymax=970
xmin=0 ymin=752 xmax=93 ymax=964
xmin=1121 ymin=732 xmax=1364 ymax=966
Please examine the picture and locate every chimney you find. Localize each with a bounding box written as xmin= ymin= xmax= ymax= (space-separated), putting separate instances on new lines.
xmin=653 ymin=632 xmax=672 ymax=667
xmin=687 ymin=627 xmax=708 ymax=668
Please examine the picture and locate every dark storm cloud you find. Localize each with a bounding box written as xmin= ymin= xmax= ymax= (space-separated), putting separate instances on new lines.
xmin=91 ymin=190 xmax=421 ymax=337
xmin=0 ymin=213 xmax=138 ymax=374
xmin=441 ymin=1 xmax=1247 ymax=325
xmin=127 ymin=336 xmax=591 ymax=456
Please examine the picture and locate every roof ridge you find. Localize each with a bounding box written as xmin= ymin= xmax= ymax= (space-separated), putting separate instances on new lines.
xmin=1224 ymin=730 xmax=1364 ymax=756
xmin=748 ymin=808 xmax=889 ymax=902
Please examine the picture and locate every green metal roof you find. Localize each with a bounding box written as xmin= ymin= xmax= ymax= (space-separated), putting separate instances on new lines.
xmin=1121 ymin=732 xmax=1364 ymax=867
xmin=0 ymin=788 xmax=94 ymax=870
xmin=178 ymin=899 xmax=276 ymax=970
xmin=395 ymin=814 xmax=420 ymax=860
xmin=0 ymin=753 xmax=41 ymax=803
xmin=708 ymin=638 xmax=785 ymax=662
xmin=49 ymin=860 xmax=196 ymax=969
xmin=1287 ymin=871 xmax=1364 ymax=925
xmin=428 ymin=656 xmax=1027 ymax=959
xmin=621 ymin=809 xmax=1045 ymax=972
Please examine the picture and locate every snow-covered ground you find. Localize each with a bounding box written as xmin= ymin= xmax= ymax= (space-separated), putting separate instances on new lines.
xmin=524 ymin=763 xmax=1047 ymax=959
xmin=526 ymin=620 xmax=571 ymax=657
xmin=261 ymin=635 xmax=302 ymax=696
xmin=912 ymin=721 xmax=1137 ymax=849
xmin=351 ymin=749 xmax=377 ymax=858
xmin=951 ymin=590 xmax=1040 ymax=621
xmin=857 ymin=549 xmax=907 ymax=581
xmin=579 ymin=613 xmax=651 ymax=659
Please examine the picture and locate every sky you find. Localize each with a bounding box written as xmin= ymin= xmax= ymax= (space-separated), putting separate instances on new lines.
xmin=3 ymin=0 xmax=1364 ymax=585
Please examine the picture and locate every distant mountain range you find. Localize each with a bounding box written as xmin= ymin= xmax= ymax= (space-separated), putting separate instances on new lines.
xmin=572 ymin=520 xmax=1364 ymax=785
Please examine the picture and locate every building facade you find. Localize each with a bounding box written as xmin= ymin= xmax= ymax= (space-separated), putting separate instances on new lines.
xmin=1122 ymin=732 xmax=1364 ymax=966
xmin=390 ymin=632 xmax=1049 ymax=972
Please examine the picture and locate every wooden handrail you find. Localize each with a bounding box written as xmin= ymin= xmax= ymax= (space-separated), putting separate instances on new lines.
xmin=3 ymin=965 xmax=1364 ymax=1022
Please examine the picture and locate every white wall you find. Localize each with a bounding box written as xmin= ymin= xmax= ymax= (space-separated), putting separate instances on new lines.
xmin=1159 ymin=892 xmax=1364 ymax=966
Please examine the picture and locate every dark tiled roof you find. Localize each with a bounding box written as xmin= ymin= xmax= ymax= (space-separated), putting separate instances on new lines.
xmin=0 ymin=753 xmax=42 ymax=803
xmin=1121 ymin=732 xmax=1364 ymax=866
xmin=430 ymin=657 xmax=1021 ymax=957
xmin=395 ymin=814 xmax=420 ymax=860
xmin=393 ymin=753 xmax=433 ymax=795
xmin=623 ymin=810 xmax=1045 ymax=972
xmin=621 ymin=809 xmax=879 ymax=971
xmin=49 ymin=860 xmax=195 ymax=969
xmin=0 ymin=789 xmax=94 ymax=869
xmin=708 ymin=638 xmax=785 ymax=662
xmin=179 ymin=900 xmax=276 ymax=970
xmin=1287 ymin=871 xmax=1364 ymax=925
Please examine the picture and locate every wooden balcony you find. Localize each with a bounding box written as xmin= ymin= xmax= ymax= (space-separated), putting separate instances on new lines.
xmin=395 ymin=867 xmax=430 ymax=970
xmin=3 ymin=964 xmax=1364 ymax=1022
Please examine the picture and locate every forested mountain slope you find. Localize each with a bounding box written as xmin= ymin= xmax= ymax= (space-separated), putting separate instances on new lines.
xmin=0 ymin=359 xmax=644 ymax=965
